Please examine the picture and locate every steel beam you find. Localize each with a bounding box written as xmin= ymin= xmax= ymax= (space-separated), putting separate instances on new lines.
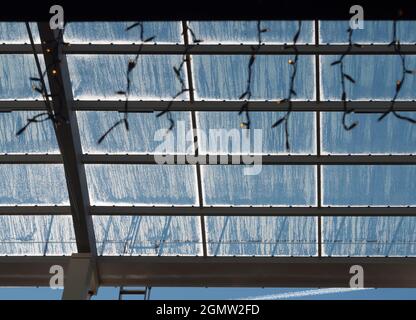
xmin=81 ymin=155 xmax=416 ymax=165
xmin=89 ymin=206 xmax=416 ymax=217
xmin=3 ymin=100 xmax=416 ymax=112
xmin=38 ymin=23 xmax=96 ymax=254
xmin=0 ymin=205 xmax=415 ymax=217
xmin=3 ymin=43 xmax=416 ymax=55
xmin=2 ymin=154 xmax=416 ymax=165
xmin=62 ymin=253 xmax=98 ymax=300
xmin=0 ymin=206 xmax=71 ymax=215
xmin=182 ymin=21 xmax=208 ymax=257
xmin=1 ymin=256 xmax=416 ymax=288
xmin=0 ymin=154 xmax=62 ymax=164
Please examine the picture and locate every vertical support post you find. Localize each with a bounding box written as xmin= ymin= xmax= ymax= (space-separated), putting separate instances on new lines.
xmin=62 ymin=253 xmax=98 ymax=300
xmin=181 ymin=21 xmax=208 ymax=257
xmin=315 ymin=20 xmax=323 ymax=258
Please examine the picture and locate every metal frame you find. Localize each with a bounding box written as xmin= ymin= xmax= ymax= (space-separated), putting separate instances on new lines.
xmin=3 ymin=43 xmax=416 ymax=55
xmin=1 ymin=20 xmax=416 ymax=292
xmin=2 ymin=100 xmax=416 ymax=112
xmin=2 ymin=256 xmax=416 ymax=288
xmin=37 ymin=23 xmax=97 ymax=255
xmin=0 ymin=205 xmax=415 ymax=217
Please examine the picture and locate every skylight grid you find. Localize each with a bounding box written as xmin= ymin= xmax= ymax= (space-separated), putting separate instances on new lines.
xmin=1 ymin=20 xmax=416 ymax=260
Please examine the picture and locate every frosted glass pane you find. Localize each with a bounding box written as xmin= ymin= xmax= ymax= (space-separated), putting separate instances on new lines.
xmin=320 ymin=21 xmax=416 ymax=44
xmin=321 ymin=55 xmax=416 ymax=100
xmin=0 ymin=22 xmax=40 ymax=43
xmin=189 ymin=21 xmax=313 ymax=44
xmin=0 ymin=215 xmax=76 ymax=256
xmin=0 ymin=111 xmax=59 ymax=154
xmin=77 ymin=111 xmax=193 ymax=154
xmin=0 ymin=164 xmax=69 ymax=205
xmin=206 ymin=216 xmax=316 ymax=256
xmin=85 ymin=165 xmax=198 ymax=206
xmin=323 ymin=166 xmax=416 ymax=206
xmin=322 ymin=112 xmax=416 ymax=154
xmin=64 ymin=22 xmax=182 ymax=43
xmin=93 ymin=216 xmax=201 ymax=256
xmin=202 ymin=165 xmax=316 ymax=206
xmin=67 ymin=55 xmax=188 ymax=100
xmin=193 ymin=55 xmax=315 ymax=100
xmin=0 ymin=55 xmax=47 ymax=100
xmin=323 ymin=217 xmax=416 ymax=257
xmin=197 ymin=112 xmax=316 ymax=154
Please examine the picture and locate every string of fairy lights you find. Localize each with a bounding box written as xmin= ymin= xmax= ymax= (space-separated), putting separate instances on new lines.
xmin=97 ymin=22 xmax=156 ymax=144
xmin=238 ymin=21 xmax=269 ymax=130
xmin=16 ymin=22 xmax=67 ymax=136
xmin=330 ymin=26 xmax=359 ymax=131
xmin=18 ymin=20 xmax=416 ymax=151
xmin=272 ymin=20 xmax=302 ymax=150
xmin=155 ymin=24 xmax=203 ymax=133
xmin=377 ymin=19 xmax=416 ymax=124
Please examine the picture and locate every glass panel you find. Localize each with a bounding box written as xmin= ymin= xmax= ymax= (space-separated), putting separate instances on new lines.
xmin=93 ymin=216 xmax=202 ymax=256
xmin=193 ymin=55 xmax=315 ymax=100
xmin=0 ymin=215 xmax=76 ymax=256
xmin=202 ymin=165 xmax=316 ymax=206
xmin=321 ymin=55 xmax=416 ymax=100
xmin=206 ymin=216 xmax=316 ymax=256
xmin=64 ymin=21 xmax=182 ymax=43
xmin=67 ymin=55 xmax=188 ymax=100
xmin=0 ymin=111 xmax=59 ymax=154
xmin=188 ymin=21 xmax=314 ymax=44
xmin=323 ymin=216 xmax=416 ymax=257
xmin=197 ymin=112 xmax=316 ymax=155
xmin=76 ymin=111 xmax=193 ymax=154
xmin=319 ymin=21 xmax=416 ymax=44
xmin=0 ymin=54 xmax=47 ymax=100
xmin=0 ymin=22 xmax=40 ymax=43
xmin=85 ymin=165 xmax=198 ymax=206
xmin=322 ymin=112 xmax=416 ymax=155
xmin=323 ymin=165 xmax=416 ymax=206
xmin=0 ymin=164 xmax=69 ymax=205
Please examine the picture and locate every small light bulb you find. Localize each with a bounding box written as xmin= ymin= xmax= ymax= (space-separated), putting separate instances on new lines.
xmin=52 ymin=69 xmax=57 ymax=75
xmin=46 ymin=48 xmax=51 ymax=53
xmin=288 ymin=59 xmax=294 ymax=65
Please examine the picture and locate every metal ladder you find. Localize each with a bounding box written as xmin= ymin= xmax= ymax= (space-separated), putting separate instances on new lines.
xmin=118 ymin=286 xmax=152 ymax=300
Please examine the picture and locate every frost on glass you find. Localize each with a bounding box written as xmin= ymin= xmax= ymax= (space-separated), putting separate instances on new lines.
xmin=64 ymin=22 xmax=182 ymax=44
xmin=197 ymin=112 xmax=316 ymax=155
xmin=322 ymin=112 xmax=416 ymax=154
xmin=0 ymin=22 xmax=40 ymax=43
xmin=67 ymin=55 xmax=187 ymax=100
xmin=323 ymin=216 xmax=416 ymax=256
xmin=0 ymin=165 xmax=69 ymax=205
xmin=321 ymin=55 xmax=416 ymax=100
xmin=206 ymin=216 xmax=317 ymax=256
xmin=76 ymin=111 xmax=193 ymax=154
xmin=323 ymin=166 xmax=416 ymax=206
xmin=320 ymin=21 xmax=416 ymax=44
xmin=0 ymin=55 xmax=48 ymax=100
xmin=188 ymin=21 xmax=314 ymax=44
xmin=202 ymin=165 xmax=316 ymax=206
xmin=193 ymin=55 xmax=315 ymax=100
xmin=0 ymin=111 xmax=59 ymax=154
xmin=0 ymin=215 xmax=76 ymax=256
xmin=85 ymin=165 xmax=198 ymax=206
xmin=93 ymin=216 xmax=201 ymax=256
